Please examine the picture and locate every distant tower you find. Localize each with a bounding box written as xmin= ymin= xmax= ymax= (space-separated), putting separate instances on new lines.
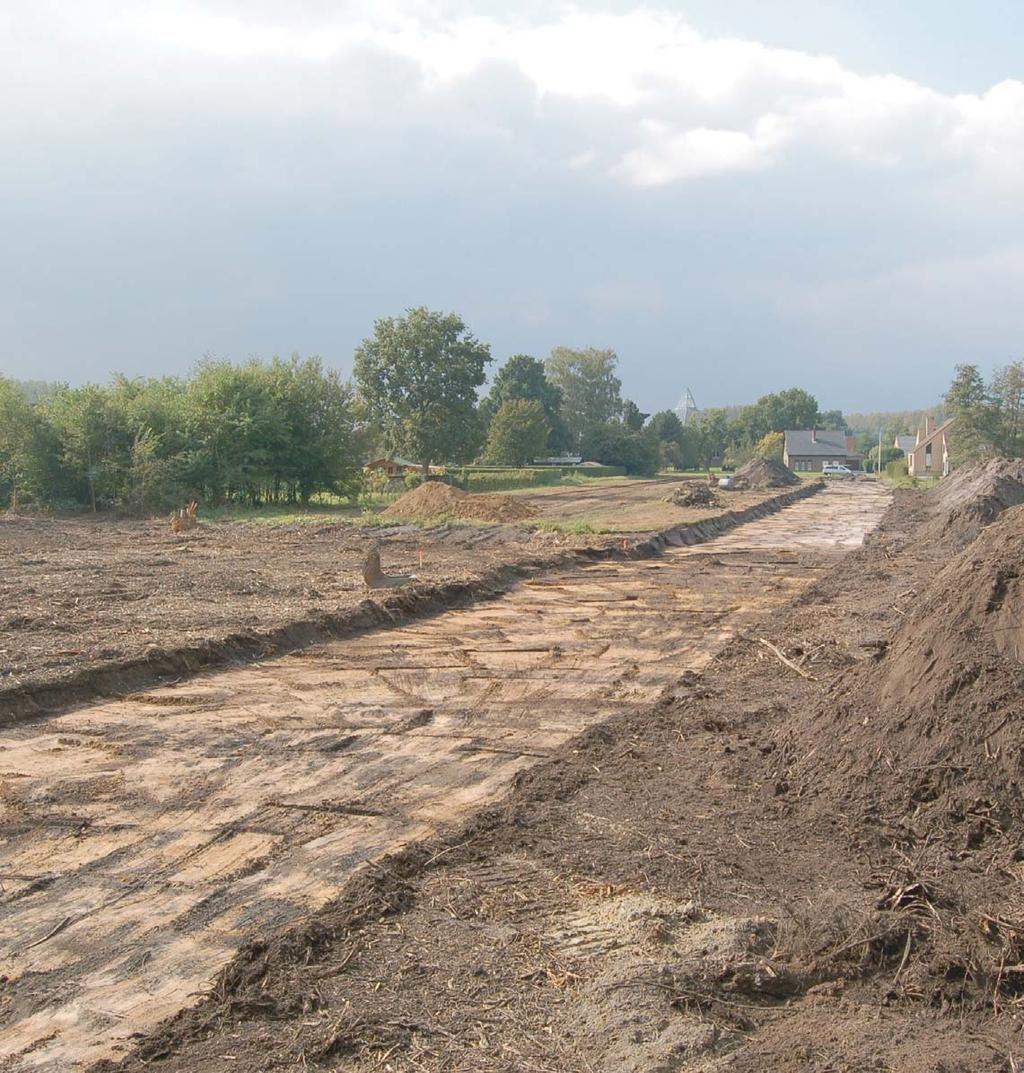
xmin=674 ymin=387 xmax=699 ymax=426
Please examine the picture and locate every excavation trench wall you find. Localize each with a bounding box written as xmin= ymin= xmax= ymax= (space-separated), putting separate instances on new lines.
xmin=0 ymin=481 xmax=823 ymax=727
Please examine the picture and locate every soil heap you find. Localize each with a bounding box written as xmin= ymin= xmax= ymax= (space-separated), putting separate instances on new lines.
xmin=733 ymin=457 xmax=800 ymax=488
xmin=663 ymin=481 xmax=718 ymax=508
xmin=380 ymin=480 xmax=538 ymax=524
xmin=923 ymin=456 xmax=1024 ymax=547
xmin=770 ymin=473 xmax=1024 ymax=1008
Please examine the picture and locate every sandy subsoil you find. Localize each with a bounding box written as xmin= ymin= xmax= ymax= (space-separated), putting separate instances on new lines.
xmin=515 ymin=478 xmax=785 ymax=532
xmin=0 ymin=483 xmax=787 ymax=703
xmin=76 ymin=476 xmax=1022 ymax=1073
xmin=0 ymin=484 xmax=889 ymax=1071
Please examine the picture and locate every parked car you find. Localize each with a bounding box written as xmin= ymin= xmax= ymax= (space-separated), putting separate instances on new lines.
xmin=822 ymin=463 xmax=855 ymax=479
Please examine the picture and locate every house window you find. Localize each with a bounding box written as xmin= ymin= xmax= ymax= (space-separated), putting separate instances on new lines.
xmin=925 ymin=445 xmax=933 ymax=469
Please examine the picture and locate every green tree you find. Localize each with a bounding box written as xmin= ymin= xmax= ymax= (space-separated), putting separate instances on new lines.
xmin=354 ymin=307 xmax=491 ymax=473
xmin=647 ymin=409 xmax=700 ymax=470
xmin=945 ymin=363 xmax=989 ymax=461
xmin=753 ymin=430 xmax=784 ymax=462
xmin=265 ymin=356 xmax=361 ymax=504
xmin=545 ymin=347 xmax=622 ymax=445
xmin=691 ymin=408 xmax=731 ymax=469
xmin=45 ymin=384 xmax=133 ymax=510
xmin=817 ymin=409 xmax=847 ymax=431
xmin=735 ymin=387 xmax=821 ymax=443
xmin=480 ymin=355 xmax=569 ymax=451
xmin=622 ymin=399 xmax=648 ymax=431
xmin=580 ymin=422 xmax=659 ymax=476
xmin=989 ymin=361 xmax=1024 ymax=459
xmin=484 ymin=399 xmax=551 ymax=466
xmin=0 ymin=378 xmax=44 ymax=509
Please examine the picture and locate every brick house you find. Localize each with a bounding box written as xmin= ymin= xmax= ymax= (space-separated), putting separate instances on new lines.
xmin=905 ymin=417 xmax=955 ymax=478
xmin=783 ymin=429 xmax=863 ymax=473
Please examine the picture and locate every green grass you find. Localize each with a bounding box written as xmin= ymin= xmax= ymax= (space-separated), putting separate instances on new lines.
xmin=204 ymin=503 xmax=378 ymax=526
xmin=882 ymin=473 xmax=941 ymax=489
xmin=532 ymin=518 xmax=607 ymax=535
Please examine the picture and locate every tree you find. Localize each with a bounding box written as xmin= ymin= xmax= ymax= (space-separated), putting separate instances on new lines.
xmin=989 ymin=361 xmax=1024 ymax=459
xmin=753 ymin=430 xmax=784 ymax=462
xmin=545 ymin=347 xmax=622 ymax=445
xmin=622 ymin=400 xmax=648 ymax=431
xmin=354 ymin=307 xmax=491 ymax=473
xmin=647 ymin=409 xmax=700 ymax=470
xmin=484 ymin=399 xmax=551 ymax=466
xmin=647 ymin=410 xmax=684 ymax=444
xmin=0 ymin=378 xmax=43 ymax=509
xmin=580 ymin=422 xmax=659 ymax=476
xmin=945 ymin=361 xmax=1024 ymax=462
xmin=691 ymin=408 xmax=731 ymax=469
xmin=735 ymin=387 xmax=821 ymax=444
xmin=817 ymin=409 xmax=847 ymax=431
xmin=480 ymin=354 xmax=569 ymax=451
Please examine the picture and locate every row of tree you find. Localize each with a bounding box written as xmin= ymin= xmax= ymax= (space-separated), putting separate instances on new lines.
xmin=0 ymin=358 xmax=359 ymax=511
xmin=354 ymin=309 xmax=847 ymax=475
xmin=945 ymin=361 xmax=1024 ymax=461
xmin=2 ymin=305 xmax=851 ymax=512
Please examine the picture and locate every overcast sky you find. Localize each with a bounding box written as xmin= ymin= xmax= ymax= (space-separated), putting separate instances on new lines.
xmin=2 ymin=1 xmax=1022 ymax=413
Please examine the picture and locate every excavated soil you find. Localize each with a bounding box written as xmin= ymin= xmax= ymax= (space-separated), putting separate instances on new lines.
xmin=0 ymin=484 xmax=888 ymax=1072
xmin=664 ymin=482 xmax=719 ymax=508
xmin=57 ymin=469 xmax=1024 ymax=1073
xmin=922 ymin=457 xmax=1024 ymax=547
xmin=733 ymin=457 xmax=800 ymax=488
xmin=1 ymin=485 xmax=798 ymax=711
xmin=381 ymin=482 xmax=538 ymax=523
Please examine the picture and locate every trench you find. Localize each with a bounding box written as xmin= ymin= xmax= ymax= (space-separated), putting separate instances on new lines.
xmin=0 ymin=482 xmax=888 ymax=1071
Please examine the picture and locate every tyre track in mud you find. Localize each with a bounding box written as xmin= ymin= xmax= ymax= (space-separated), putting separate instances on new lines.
xmin=0 ymin=483 xmax=888 ymax=1071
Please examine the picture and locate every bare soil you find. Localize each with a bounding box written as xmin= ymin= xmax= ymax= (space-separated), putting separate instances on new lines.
xmin=0 ymin=483 xmax=790 ymax=710
xmin=733 ymin=457 xmax=799 ymax=488
xmin=0 ymin=484 xmax=883 ymax=1072
xmin=515 ymin=478 xmax=781 ymax=532
xmin=381 ymin=481 xmax=539 ymax=523
xmin=64 ymin=471 xmax=1024 ymax=1073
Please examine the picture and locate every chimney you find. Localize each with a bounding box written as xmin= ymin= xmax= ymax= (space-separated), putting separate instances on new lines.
xmin=925 ymin=415 xmax=935 ymax=437
xmin=811 ymin=427 xmax=817 ymax=443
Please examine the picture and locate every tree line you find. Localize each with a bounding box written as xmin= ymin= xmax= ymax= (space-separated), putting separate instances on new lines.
xmin=944 ymin=361 xmax=1024 ymax=462
xmin=0 ymin=358 xmax=359 ymax=511
xmin=1 ymin=305 xmax=848 ymax=512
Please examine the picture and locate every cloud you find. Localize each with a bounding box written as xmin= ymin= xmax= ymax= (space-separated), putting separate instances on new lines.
xmin=1 ymin=1 xmax=1022 ymax=407
xmin=5 ymin=2 xmax=1023 ymax=191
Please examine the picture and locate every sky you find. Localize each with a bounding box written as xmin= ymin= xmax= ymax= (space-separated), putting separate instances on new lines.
xmin=2 ymin=1 xmax=1023 ymax=414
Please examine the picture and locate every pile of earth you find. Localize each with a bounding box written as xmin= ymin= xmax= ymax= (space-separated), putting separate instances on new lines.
xmin=733 ymin=457 xmax=800 ymax=488
xmin=768 ymin=478 xmax=1024 ymax=1005
xmin=380 ymin=480 xmax=538 ymax=524
xmin=804 ymin=503 xmax=1024 ymax=822
xmin=663 ymin=481 xmax=718 ymax=508
xmin=785 ymin=461 xmax=1024 ymax=822
xmin=922 ymin=456 xmax=1024 ymax=548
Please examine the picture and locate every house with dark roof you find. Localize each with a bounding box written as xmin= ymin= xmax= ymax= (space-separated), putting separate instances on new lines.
xmin=906 ymin=416 xmax=955 ymax=478
xmin=783 ymin=429 xmax=863 ymax=473
xmin=894 ymin=434 xmax=916 ymax=457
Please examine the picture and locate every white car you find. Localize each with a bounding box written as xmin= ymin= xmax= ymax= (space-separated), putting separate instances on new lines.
xmin=821 ymin=463 xmax=855 ymax=478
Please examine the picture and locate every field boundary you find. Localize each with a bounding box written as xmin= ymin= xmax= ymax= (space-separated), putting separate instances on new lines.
xmin=0 ymin=481 xmax=823 ymax=726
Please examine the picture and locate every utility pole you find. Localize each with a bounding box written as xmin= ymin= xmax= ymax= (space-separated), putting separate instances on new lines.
xmin=878 ymin=426 xmax=883 ymax=479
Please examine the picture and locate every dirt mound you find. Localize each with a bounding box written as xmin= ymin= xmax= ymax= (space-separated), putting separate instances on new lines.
xmin=733 ymin=457 xmax=799 ymax=488
xmin=380 ymin=480 xmax=538 ymax=524
xmin=663 ymin=481 xmax=718 ymax=508
xmin=796 ymin=505 xmax=1024 ymax=819
xmin=923 ymin=457 xmax=1024 ymax=546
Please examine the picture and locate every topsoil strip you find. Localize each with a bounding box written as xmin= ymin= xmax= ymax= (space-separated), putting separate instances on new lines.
xmin=0 ymin=482 xmax=822 ymax=727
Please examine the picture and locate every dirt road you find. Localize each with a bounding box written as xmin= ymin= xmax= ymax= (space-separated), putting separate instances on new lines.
xmin=0 ymin=483 xmax=888 ymax=1071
